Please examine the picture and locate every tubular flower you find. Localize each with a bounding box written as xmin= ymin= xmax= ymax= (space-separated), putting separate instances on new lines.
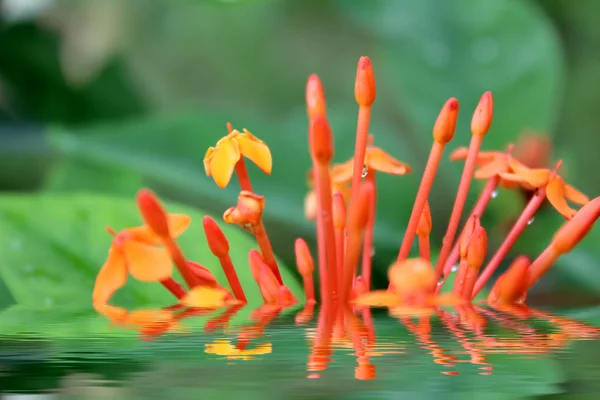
xmin=204 ymin=129 xmax=272 ymax=188
xmin=500 ymin=159 xmax=589 ymax=219
xmin=92 ymin=214 xmax=191 ymax=308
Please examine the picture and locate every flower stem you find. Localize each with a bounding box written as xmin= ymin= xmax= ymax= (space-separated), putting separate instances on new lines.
xmin=396 ymin=141 xmax=446 ymax=263
xmin=315 ymin=162 xmax=338 ymax=301
xmin=418 ymin=235 xmax=430 ymax=261
xmin=217 ymin=254 xmax=247 ymax=303
xmin=472 ymin=187 xmax=547 ymax=298
xmin=164 ymin=239 xmax=202 ymax=289
xmin=525 ymin=246 xmax=560 ymax=291
xmin=361 ymin=170 xmax=377 ymax=290
xmin=160 ymin=277 xmax=187 ymax=299
xmin=435 ymin=134 xmax=483 ymax=283
xmin=442 ymin=175 xmax=500 ymax=278
xmin=350 ymin=105 xmax=372 ymax=200
xmin=235 ymin=158 xmax=253 ymax=192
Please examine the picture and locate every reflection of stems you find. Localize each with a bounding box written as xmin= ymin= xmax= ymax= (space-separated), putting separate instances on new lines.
xmin=204 ymin=304 xmax=245 ymax=333
xmin=160 ymin=277 xmax=187 ymax=299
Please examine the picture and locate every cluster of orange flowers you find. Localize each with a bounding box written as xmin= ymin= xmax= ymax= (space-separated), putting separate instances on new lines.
xmin=92 ymin=56 xmax=600 ymax=330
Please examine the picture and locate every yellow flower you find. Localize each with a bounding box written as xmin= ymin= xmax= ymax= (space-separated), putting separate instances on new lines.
xmin=204 ymin=129 xmax=272 ymax=188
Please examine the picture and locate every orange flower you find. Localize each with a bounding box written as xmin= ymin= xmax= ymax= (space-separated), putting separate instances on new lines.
xmin=204 ymin=129 xmax=272 ymax=188
xmin=92 ymin=214 xmax=191 ymax=308
xmin=500 ymin=159 xmax=589 ymax=218
xmin=450 ymin=147 xmax=517 ymax=188
xmin=331 ymin=135 xmax=412 ymax=179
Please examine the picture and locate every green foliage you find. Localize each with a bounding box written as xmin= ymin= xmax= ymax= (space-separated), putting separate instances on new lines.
xmin=0 ymin=194 xmax=302 ymax=310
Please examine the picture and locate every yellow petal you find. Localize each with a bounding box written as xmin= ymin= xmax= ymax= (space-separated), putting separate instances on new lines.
xmin=236 ymin=130 xmax=272 ymax=174
xmin=126 ymin=309 xmax=173 ymax=326
xmin=92 ymin=246 xmax=128 ymax=305
xmin=126 ymin=213 xmax=191 ymax=245
xmin=498 ymin=172 xmax=538 ymax=190
xmin=180 ymin=286 xmax=230 ymax=308
xmin=546 ymin=177 xmax=577 ymax=219
xmin=123 ymin=239 xmax=173 ymax=282
xmin=204 ymin=147 xmax=215 ymax=176
xmin=330 ymin=160 xmax=355 ymax=183
xmin=353 ymin=290 xmax=402 ymax=307
xmin=166 ymin=213 xmax=192 ymax=238
xmin=209 ymin=138 xmax=241 ymax=188
xmin=564 ymin=184 xmax=589 ymax=205
xmin=367 ymin=147 xmax=412 ymax=175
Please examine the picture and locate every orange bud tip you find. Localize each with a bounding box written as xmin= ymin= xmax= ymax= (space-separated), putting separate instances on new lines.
xmin=459 ymin=216 xmax=487 ymax=269
xmin=187 ymin=261 xmax=219 ymax=286
xmin=433 ymin=98 xmax=459 ymax=144
xmin=416 ymin=201 xmax=432 ymax=237
xmin=202 ymin=216 xmax=230 ymax=258
xmin=551 ymin=196 xmax=600 ymax=254
xmin=471 ymin=91 xmax=494 ymax=137
xmin=105 ymin=226 xmax=117 ymax=236
xmin=136 ymin=189 xmax=170 ymax=238
xmin=226 ymin=122 xmax=233 ymax=133
xmin=306 ymin=74 xmax=327 ymax=119
xmin=309 ymin=115 xmax=334 ymax=164
xmin=248 ymin=249 xmax=265 ymax=281
xmin=355 ymin=56 xmax=376 ymax=107
xmin=295 ymin=238 xmax=314 ymax=277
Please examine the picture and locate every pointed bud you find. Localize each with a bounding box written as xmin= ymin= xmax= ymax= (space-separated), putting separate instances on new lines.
xmin=248 ymin=249 xmax=265 ymax=282
xmin=433 ymin=98 xmax=459 ymax=144
xmin=416 ymin=201 xmax=432 ymax=237
xmin=354 ymin=276 xmax=368 ymax=297
xmin=277 ymin=285 xmax=296 ymax=307
xmin=306 ymin=74 xmax=327 ymax=119
xmin=223 ymin=191 xmax=265 ymax=227
xmin=202 ymin=216 xmax=230 ymax=258
xmin=488 ymin=256 xmax=529 ymax=305
xmin=348 ymin=180 xmax=373 ymax=231
xmin=471 ymin=91 xmax=493 ymax=137
xmin=136 ymin=189 xmax=170 ymax=238
xmin=187 ymin=261 xmax=219 ymax=287
xmin=258 ymin=263 xmax=280 ymax=304
xmin=309 ymin=115 xmax=334 ymax=164
xmin=332 ymin=191 xmax=347 ymax=230
xmin=295 ymin=238 xmax=314 ymax=277
xmin=551 ymin=196 xmax=600 ymax=254
xmin=354 ymin=56 xmax=376 ymax=107
xmin=459 ymin=216 xmax=487 ymax=269
xmin=388 ymin=258 xmax=435 ymax=296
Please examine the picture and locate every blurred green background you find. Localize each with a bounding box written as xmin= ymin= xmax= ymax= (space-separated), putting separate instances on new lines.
xmin=1 ymin=0 xmax=600 ymax=305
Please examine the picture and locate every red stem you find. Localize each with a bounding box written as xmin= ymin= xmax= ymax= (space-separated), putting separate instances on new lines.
xmin=315 ymin=163 xmax=338 ymax=301
xmin=361 ymin=171 xmax=377 ymax=290
xmin=396 ymin=142 xmax=445 ymax=263
xmin=434 ymin=135 xmax=483 ymax=283
xmin=235 ymin=158 xmax=253 ymax=192
xmin=472 ymin=187 xmax=547 ymax=298
xmin=349 ymin=106 xmax=372 ymax=201
xmin=218 ymin=254 xmax=247 ymax=303
xmin=164 ymin=239 xmax=201 ymax=289
xmin=418 ymin=235 xmax=430 ymax=261
xmin=160 ymin=277 xmax=187 ymax=299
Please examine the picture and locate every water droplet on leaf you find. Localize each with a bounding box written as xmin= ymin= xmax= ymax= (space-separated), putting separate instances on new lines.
xmin=527 ymin=217 xmax=535 ymax=225
xmin=451 ymin=264 xmax=458 ymax=272
xmin=491 ymin=190 xmax=499 ymax=199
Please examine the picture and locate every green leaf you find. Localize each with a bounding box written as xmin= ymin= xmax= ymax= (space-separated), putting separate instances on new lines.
xmin=0 ymin=194 xmax=303 ymax=310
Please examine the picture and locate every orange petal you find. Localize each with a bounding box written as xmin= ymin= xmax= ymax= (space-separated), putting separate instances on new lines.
xmin=546 ymin=177 xmax=577 ymax=219
xmin=330 ymin=159 xmax=355 ymax=183
xmin=474 ymin=158 xmax=507 ymax=179
xmin=366 ymin=146 xmax=412 ymax=175
xmin=353 ymin=290 xmax=402 ymax=307
xmin=209 ymin=138 xmax=241 ymax=188
xmin=498 ymin=172 xmax=538 ymax=190
xmin=123 ymin=239 xmax=173 ymax=282
xmin=127 ymin=213 xmax=191 ymax=245
xmin=94 ymin=302 xmax=128 ymax=323
xmin=180 ymin=287 xmax=231 ymax=308
xmin=92 ymin=246 xmax=128 ymax=305
xmin=126 ymin=309 xmax=173 ymax=326
xmin=564 ymin=184 xmax=589 ymax=205
xmin=449 ymin=147 xmax=469 ymax=161
xmin=236 ymin=130 xmax=272 ymax=175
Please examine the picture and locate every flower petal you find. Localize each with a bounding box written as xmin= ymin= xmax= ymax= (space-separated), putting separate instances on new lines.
xmin=209 ymin=138 xmax=240 ymax=188
xmin=330 ymin=159 xmax=355 ymax=183
xmin=167 ymin=213 xmax=192 ymax=238
xmin=92 ymin=246 xmax=128 ymax=305
xmin=474 ymin=158 xmax=507 ymax=179
xmin=304 ymin=190 xmax=317 ymax=221
xmin=449 ymin=147 xmax=469 ymax=161
xmin=546 ymin=177 xmax=577 ymax=219
xmin=123 ymin=239 xmax=173 ymax=282
xmin=564 ymin=184 xmax=589 ymax=205
xmin=126 ymin=213 xmax=191 ymax=245
xmin=367 ymin=147 xmax=412 ymax=175
xmin=94 ymin=303 xmax=128 ymax=323
xmin=353 ymin=290 xmax=402 ymax=307
xmin=180 ymin=287 xmax=230 ymax=308
xmin=236 ymin=130 xmax=272 ymax=175
xmin=203 ymin=147 xmax=215 ymax=176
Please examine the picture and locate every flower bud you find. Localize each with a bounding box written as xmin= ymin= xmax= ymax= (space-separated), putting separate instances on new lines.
xmin=136 ymin=189 xmax=170 ymax=238
xmin=458 ymin=216 xmax=487 ymax=269
xmin=348 ymin=180 xmax=373 ymax=231
xmin=471 ymin=91 xmax=493 ymax=137
xmin=552 ymin=196 xmax=600 ymax=254
xmin=223 ymin=191 xmax=265 ymax=227
xmin=416 ymin=201 xmax=432 ymax=237
xmin=354 ymin=56 xmax=376 ymax=107
xmin=202 ymin=216 xmax=230 ymax=258
xmin=295 ymin=238 xmax=314 ymax=277
xmin=309 ymin=115 xmax=334 ymax=164
xmin=388 ymin=258 xmax=435 ymax=296
xmin=433 ymin=98 xmax=459 ymax=144
xmin=306 ymin=74 xmax=327 ymax=119
xmin=332 ymin=191 xmax=347 ymax=230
